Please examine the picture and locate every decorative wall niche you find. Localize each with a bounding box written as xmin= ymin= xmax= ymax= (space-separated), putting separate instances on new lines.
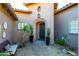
xmin=3 ymin=22 xmax=7 ymax=30
xmin=2 ymin=32 xmax=6 ymax=39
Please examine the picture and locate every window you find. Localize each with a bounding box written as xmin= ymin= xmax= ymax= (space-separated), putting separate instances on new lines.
xmin=69 ymin=20 xmax=78 ymax=33
xmin=18 ymin=22 xmax=27 ymax=30
xmin=18 ymin=23 xmax=21 ymax=30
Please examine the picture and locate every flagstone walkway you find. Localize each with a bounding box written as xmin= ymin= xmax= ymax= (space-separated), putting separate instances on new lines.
xmin=16 ymin=40 xmax=71 ymax=56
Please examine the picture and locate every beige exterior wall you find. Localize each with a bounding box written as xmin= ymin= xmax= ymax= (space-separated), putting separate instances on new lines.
xmin=16 ymin=3 xmax=54 ymax=44
xmin=15 ymin=12 xmax=32 ymax=42
xmin=54 ymin=4 xmax=78 ymax=49
xmin=0 ymin=4 xmax=17 ymax=44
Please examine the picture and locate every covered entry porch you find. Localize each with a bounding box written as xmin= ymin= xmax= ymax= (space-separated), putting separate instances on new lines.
xmin=36 ymin=21 xmax=45 ymax=40
xmin=33 ymin=18 xmax=46 ymax=41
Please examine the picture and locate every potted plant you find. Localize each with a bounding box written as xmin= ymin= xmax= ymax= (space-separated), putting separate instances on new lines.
xmin=46 ymin=28 xmax=50 ymax=45
xmin=18 ymin=24 xmax=28 ymax=48
xmin=29 ymin=24 xmax=34 ymax=43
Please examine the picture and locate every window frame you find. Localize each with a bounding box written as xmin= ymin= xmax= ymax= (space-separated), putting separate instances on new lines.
xmin=17 ymin=22 xmax=27 ymax=30
xmin=69 ymin=20 xmax=78 ymax=34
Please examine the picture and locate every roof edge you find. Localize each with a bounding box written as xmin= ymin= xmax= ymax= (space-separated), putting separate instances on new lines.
xmin=3 ymin=3 xmax=18 ymax=20
xmin=55 ymin=3 xmax=77 ymax=15
xmin=15 ymin=9 xmax=32 ymax=14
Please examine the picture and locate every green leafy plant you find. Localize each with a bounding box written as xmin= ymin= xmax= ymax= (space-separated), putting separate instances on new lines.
xmin=56 ymin=38 xmax=66 ymax=45
xmin=47 ymin=28 xmax=50 ymax=38
xmin=22 ymin=24 xmax=30 ymax=42
xmin=22 ymin=24 xmax=29 ymax=33
xmin=29 ymin=24 xmax=33 ymax=35
xmin=56 ymin=35 xmax=69 ymax=46
xmin=63 ymin=34 xmax=69 ymax=46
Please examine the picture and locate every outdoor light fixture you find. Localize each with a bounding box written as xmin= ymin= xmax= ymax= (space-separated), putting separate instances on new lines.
xmin=37 ymin=6 xmax=41 ymax=18
xmin=37 ymin=6 xmax=41 ymax=12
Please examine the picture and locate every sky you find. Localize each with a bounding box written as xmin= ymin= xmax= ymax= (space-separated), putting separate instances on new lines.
xmin=58 ymin=3 xmax=69 ymax=9
xmin=10 ymin=3 xmax=29 ymax=11
xmin=10 ymin=3 xmax=69 ymax=10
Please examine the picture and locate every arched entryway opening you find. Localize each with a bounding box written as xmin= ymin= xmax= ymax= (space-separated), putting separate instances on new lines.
xmin=36 ymin=21 xmax=45 ymax=40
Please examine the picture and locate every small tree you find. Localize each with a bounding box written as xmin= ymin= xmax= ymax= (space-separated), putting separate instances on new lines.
xmin=22 ymin=24 xmax=30 ymax=42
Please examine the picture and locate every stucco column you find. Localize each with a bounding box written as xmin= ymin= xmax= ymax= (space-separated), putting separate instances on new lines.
xmin=33 ymin=22 xmax=36 ymax=41
xmin=50 ymin=4 xmax=54 ymax=45
xmin=45 ymin=4 xmax=54 ymax=45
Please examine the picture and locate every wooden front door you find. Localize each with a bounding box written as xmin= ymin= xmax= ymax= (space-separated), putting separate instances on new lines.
xmin=39 ymin=23 xmax=45 ymax=40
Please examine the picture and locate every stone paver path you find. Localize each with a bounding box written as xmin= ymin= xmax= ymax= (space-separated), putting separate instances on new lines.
xmin=16 ymin=40 xmax=71 ymax=56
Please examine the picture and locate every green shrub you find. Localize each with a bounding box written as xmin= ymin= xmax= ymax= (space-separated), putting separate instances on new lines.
xmin=55 ymin=34 xmax=70 ymax=46
xmin=22 ymin=24 xmax=30 ymax=33
xmin=56 ymin=38 xmax=66 ymax=45
xmin=29 ymin=24 xmax=33 ymax=35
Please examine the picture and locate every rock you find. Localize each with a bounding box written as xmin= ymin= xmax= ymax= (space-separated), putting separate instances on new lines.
xmin=62 ymin=49 xmax=67 ymax=54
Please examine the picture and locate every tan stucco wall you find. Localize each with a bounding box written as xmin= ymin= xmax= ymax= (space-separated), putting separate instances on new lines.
xmin=27 ymin=3 xmax=54 ymax=44
xmin=0 ymin=4 xmax=17 ymax=44
xmin=16 ymin=3 xmax=54 ymax=44
xmin=15 ymin=12 xmax=32 ymax=42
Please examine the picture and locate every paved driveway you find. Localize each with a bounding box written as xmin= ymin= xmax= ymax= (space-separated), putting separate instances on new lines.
xmin=16 ymin=40 xmax=71 ymax=56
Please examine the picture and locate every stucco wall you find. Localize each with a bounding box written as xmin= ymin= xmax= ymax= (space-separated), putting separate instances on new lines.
xmin=28 ymin=4 xmax=54 ymax=44
xmin=0 ymin=11 xmax=16 ymax=44
xmin=14 ymin=13 xmax=32 ymax=41
xmin=16 ymin=3 xmax=54 ymax=44
xmin=54 ymin=4 xmax=78 ymax=49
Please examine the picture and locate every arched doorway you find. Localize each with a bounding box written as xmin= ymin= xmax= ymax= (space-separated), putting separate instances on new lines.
xmin=36 ymin=21 xmax=45 ymax=40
